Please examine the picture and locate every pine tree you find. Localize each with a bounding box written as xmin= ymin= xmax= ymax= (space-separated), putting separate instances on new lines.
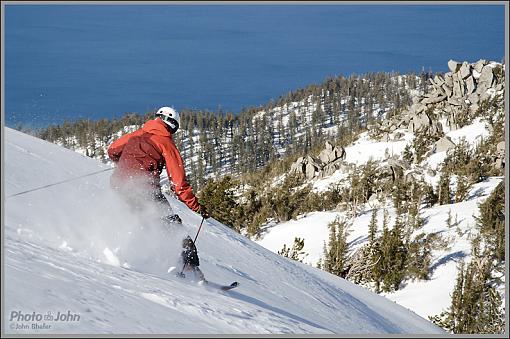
xmin=368 ymin=208 xmax=378 ymax=245
xmin=278 ymin=237 xmax=308 ymax=263
xmin=324 ymin=217 xmax=350 ymax=276
xmin=455 ymin=175 xmax=470 ymax=202
xmin=430 ymin=237 xmax=505 ymax=334
xmin=438 ymin=166 xmax=452 ymax=205
xmin=475 ymin=181 xmax=505 ymax=262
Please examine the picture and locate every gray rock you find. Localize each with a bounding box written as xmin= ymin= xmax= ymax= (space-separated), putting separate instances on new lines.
xmin=496 ymin=141 xmax=505 ymax=155
xmin=305 ymin=163 xmax=317 ymax=179
xmin=319 ymin=149 xmax=331 ymax=164
xmin=459 ymin=62 xmax=471 ymax=79
xmin=408 ymin=111 xmax=432 ymax=132
xmin=448 ymin=96 xmax=462 ymax=106
xmin=444 ymin=73 xmax=453 ymax=87
xmin=495 ymin=158 xmax=504 ymax=170
xmin=467 ymin=92 xmax=479 ymax=105
xmin=465 ymin=76 xmax=476 ymax=94
xmin=448 ymin=60 xmax=462 ymax=73
xmin=479 ymin=66 xmax=494 ymax=87
xmin=473 ymin=59 xmax=487 ymax=73
xmin=434 ymin=74 xmax=445 ymax=86
xmin=469 ymin=103 xmax=479 ymax=114
xmin=422 ymin=94 xmax=446 ymax=105
xmin=325 ymin=140 xmax=334 ymax=152
xmin=442 ymin=84 xmax=453 ymax=97
xmin=452 ymin=77 xmax=463 ymax=98
xmin=435 ymin=136 xmax=456 ymax=153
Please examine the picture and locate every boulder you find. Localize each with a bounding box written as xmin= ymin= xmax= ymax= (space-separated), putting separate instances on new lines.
xmin=473 ymin=59 xmax=487 ymax=73
xmin=319 ymin=149 xmax=331 ymax=164
xmin=495 ymin=158 xmax=504 ymax=170
xmin=452 ymin=76 xmax=464 ymax=98
xmin=467 ymin=92 xmax=479 ymax=105
xmin=448 ymin=60 xmax=462 ymax=73
xmin=408 ymin=111 xmax=432 ymax=133
xmin=465 ymin=76 xmax=476 ymax=94
xmin=434 ymin=74 xmax=445 ymax=86
xmin=459 ymin=62 xmax=471 ymax=79
xmin=444 ymin=73 xmax=454 ymax=87
xmin=496 ymin=141 xmax=505 ymax=156
xmin=422 ymin=94 xmax=446 ymax=105
xmin=305 ymin=163 xmax=317 ymax=180
xmin=442 ymin=84 xmax=453 ymax=97
xmin=290 ymin=155 xmax=321 ymax=180
xmin=447 ymin=96 xmax=462 ymax=106
xmin=325 ymin=140 xmax=334 ymax=152
xmin=319 ymin=141 xmax=346 ymax=164
xmin=479 ymin=65 xmax=494 ymax=87
xmin=435 ymin=136 xmax=456 ymax=153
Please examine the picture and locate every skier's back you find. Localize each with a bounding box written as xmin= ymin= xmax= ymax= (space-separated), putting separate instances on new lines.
xmin=107 ymin=106 xmax=209 ymax=220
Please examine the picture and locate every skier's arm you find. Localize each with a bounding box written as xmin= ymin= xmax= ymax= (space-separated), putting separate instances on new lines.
xmin=107 ymin=129 xmax=144 ymax=162
xmin=162 ymin=141 xmax=201 ymax=212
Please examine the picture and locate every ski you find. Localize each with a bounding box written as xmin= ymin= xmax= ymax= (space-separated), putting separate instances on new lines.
xmin=197 ymin=280 xmax=239 ymax=291
xmin=172 ymin=268 xmax=238 ymax=291
xmin=219 ymin=281 xmax=239 ymax=291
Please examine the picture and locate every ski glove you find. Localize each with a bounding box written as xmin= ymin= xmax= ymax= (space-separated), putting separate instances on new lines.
xmin=199 ymin=205 xmax=210 ymax=219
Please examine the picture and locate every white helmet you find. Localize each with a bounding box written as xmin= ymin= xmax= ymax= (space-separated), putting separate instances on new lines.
xmin=156 ymin=106 xmax=180 ymax=133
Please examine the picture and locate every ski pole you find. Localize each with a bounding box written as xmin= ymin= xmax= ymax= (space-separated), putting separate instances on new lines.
xmin=193 ymin=216 xmax=206 ymax=244
xmin=6 ymin=167 xmax=114 ymax=198
xmin=178 ymin=216 xmax=205 ymax=277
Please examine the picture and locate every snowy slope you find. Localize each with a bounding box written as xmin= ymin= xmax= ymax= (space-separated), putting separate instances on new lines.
xmin=255 ymin=118 xmax=504 ymax=320
xmin=3 ymin=127 xmax=443 ymax=334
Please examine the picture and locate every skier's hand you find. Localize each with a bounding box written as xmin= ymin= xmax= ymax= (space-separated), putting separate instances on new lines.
xmin=199 ymin=205 xmax=210 ymax=219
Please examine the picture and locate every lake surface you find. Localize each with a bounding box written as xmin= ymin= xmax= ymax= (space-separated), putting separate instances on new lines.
xmin=4 ymin=4 xmax=505 ymax=128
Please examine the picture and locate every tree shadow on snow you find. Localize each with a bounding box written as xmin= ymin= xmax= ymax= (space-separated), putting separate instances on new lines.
xmin=429 ymin=250 xmax=467 ymax=275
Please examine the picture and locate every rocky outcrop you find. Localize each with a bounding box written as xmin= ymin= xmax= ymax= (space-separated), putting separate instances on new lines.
xmin=290 ymin=141 xmax=346 ymax=180
xmin=375 ymin=59 xmax=503 ymax=138
xmin=318 ymin=141 xmax=346 ymax=164
xmin=290 ymin=155 xmax=321 ymax=180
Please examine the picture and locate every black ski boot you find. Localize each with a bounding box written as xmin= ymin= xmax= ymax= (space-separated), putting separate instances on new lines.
xmin=180 ymin=236 xmax=206 ymax=282
xmin=161 ymin=213 xmax=182 ymax=225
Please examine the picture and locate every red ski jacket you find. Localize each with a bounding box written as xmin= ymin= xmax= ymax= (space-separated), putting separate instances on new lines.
xmin=107 ymin=118 xmax=200 ymax=212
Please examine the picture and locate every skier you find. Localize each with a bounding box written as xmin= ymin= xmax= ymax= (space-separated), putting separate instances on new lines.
xmin=107 ymin=106 xmax=210 ymax=222
xmin=108 ymin=106 xmax=212 ymax=282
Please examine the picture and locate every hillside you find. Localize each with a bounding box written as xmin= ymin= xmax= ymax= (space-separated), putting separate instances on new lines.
xmin=3 ymin=127 xmax=444 ymax=334
xmin=18 ymin=58 xmax=506 ymax=334
xmin=253 ymin=59 xmax=506 ymax=332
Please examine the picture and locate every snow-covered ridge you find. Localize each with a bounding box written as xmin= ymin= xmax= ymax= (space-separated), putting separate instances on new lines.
xmin=4 ymin=127 xmax=443 ymax=334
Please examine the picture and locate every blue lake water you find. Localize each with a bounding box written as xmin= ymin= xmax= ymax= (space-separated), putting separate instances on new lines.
xmin=5 ymin=4 xmax=505 ymax=128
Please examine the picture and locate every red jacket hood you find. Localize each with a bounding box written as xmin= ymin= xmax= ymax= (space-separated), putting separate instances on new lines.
xmin=142 ymin=118 xmax=172 ymax=137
